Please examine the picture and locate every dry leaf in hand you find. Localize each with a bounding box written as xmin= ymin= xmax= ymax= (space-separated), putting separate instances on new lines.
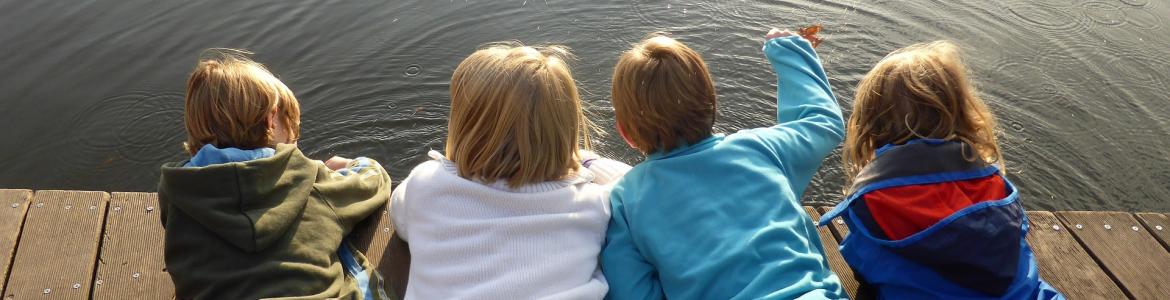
xmin=798 ymin=24 xmax=824 ymax=48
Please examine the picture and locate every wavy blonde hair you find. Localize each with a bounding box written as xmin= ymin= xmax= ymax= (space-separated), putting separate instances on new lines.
xmin=183 ymin=49 xmax=301 ymax=155
xmin=844 ymin=41 xmax=1002 ymax=184
xmin=446 ymin=43 xmax=593 ymax=188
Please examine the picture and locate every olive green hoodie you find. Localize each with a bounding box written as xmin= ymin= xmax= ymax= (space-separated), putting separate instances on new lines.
xmin=158 ymin=144 xmax=391 ymax=299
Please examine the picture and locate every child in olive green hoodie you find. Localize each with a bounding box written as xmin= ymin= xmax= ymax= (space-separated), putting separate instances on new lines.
xmin=158 ymin=50 xmax=392 ymax=299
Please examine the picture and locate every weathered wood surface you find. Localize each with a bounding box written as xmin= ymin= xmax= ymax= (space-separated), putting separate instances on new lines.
xmin=3 ymin=191 xmax=108 ymax=299
xmin=91 ymin=192 xmax=174 ymax=299
xmin=2 ymin=188 xmax=1170 ymax=299
xmin=1057 ymin=211 xmax=1170 ymax=299
xmin=352 ymin=202 xmax=411 ymax=300
xmin=1025 ymin=211 xmax=1127 ymax=299
xmin=1135 ymin=213 xmax=1169 ymax=252
xmin=803 ymin=206 xmax=870 ymax=300
xmin=0 ymin=189 xmax=32 ymax=295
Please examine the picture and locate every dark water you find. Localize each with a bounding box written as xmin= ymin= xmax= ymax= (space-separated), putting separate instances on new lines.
xmin=1 ymin=0 xmax=1168 ymax=212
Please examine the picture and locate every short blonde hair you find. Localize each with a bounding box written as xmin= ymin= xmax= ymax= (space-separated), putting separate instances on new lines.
xmin=446 ymin=43 xmax=592 ymax=187
xmin=844 ymin=41 xmax=1002 ymax=183
xmin=611 ymin=34 xmax=717 ymax=154
xmin=183 ymin=50 xmax=301 ymax=155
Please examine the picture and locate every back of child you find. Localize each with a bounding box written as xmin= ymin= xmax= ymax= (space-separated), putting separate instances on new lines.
xmin=818 ymin=41 xmax=1064 ymax=299
xmin=389 ymin=43 xmax=631 ymax=299
xmin=158 ymin=50 xmax=392 ymax=299
xmin=601 ymin=32 xmax=846 ymax=299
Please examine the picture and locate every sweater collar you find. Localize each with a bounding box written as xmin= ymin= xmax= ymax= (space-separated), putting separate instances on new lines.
xmin=645 ymin=134 xmax=722 ymax=161
xmin=427 ymin=150 xmax=594 ymax=193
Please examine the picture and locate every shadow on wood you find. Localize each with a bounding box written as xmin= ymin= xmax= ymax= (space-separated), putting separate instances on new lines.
xmin=352 ymin=202 xmax=411 ymax=300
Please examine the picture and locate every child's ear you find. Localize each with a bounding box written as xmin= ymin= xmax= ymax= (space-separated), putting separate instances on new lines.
xmin=616 ymin=121 xmax=639 ymax=151
xmin=266 ymin=108 xmax=291 ymax=144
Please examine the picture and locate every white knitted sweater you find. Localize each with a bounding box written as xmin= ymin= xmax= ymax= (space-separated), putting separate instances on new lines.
xmin=390 ymin=150 xmax=631 ymax=299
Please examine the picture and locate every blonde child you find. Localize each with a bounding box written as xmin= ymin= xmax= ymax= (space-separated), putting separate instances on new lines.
xmin=389 ymin=43 xmax=631 ymax=299
xmin=158 ymin=50 xmax=392 ymax=299
xmin=817 ymin=41 xmax=1063 ymax=299
xmin=601 ymin=31 xmax=846 ymax=299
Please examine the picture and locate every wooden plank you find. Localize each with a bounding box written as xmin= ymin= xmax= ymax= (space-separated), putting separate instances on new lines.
xmin=817 ymin=206 xmax=850 ymax=242
xmin=3 ymin=191 xmax=108 ymax=299
xmin=0 ymin=189 xmax=32 ymax=295
xmin=1025 ymin=211 xmax=1126 ymax=299
xmin=352 ymin=202 xmax=410 ymax=300
xmin=91 ymin=192 xmax=173 ymax=299
xmin=1057 ymin=211 xmax=1170 ymax=299
xmin=1135 ymin=213 xmax=1169 ymax=252
xmin=804 ymin=206 xmax=870 ymax=300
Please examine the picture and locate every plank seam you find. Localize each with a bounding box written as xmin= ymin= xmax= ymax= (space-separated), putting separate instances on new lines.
xmin=1135 ymin=214 xmax=1170 ymax=253
xmin=85 ymin=194 xmax=111 ymax=300
xmin=0 ymin=191 xmax=31 ymax=297
xmin=1056 ymin=213 xmax=1137 ymax=300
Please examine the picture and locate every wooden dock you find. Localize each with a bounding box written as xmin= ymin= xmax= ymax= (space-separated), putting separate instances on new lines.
xmin=0 ymin=189 xmax=1167 ymax=299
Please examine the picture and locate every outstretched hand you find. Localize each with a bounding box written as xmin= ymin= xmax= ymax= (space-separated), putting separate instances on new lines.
xmin=766 ymin=28 xmax=795 ymax=40
xmin=325 ymin=156 xmax=354 ymax=171
xmin=766 ymin=26 xmax=823 ymax=48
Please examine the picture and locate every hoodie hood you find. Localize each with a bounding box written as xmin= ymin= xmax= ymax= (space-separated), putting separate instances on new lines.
xmin=159 ymin=144 xmax=318 ymax=252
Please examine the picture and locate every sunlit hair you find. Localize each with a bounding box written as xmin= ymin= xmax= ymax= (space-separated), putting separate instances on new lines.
xmin=182 ymin=49 xmax=301 ymax=155
xmin=611 ymin=33 xmax=717 ymax=154
xmin=445 ymin=42 xmax=593 ymax=188
xmin=844 ymin=41 xmax=1002 ymax=184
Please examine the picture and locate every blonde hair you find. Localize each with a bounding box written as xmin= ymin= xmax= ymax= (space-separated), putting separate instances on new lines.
xmin=445 ymin=43 xmax=592 ymax=188
xmin=183 ymin=49 xmax=301 ymax=155
xmin=844 ymin=41 xmax=1002 ymax=183
xmin=612 ymin=34 xmax=717 ymax=154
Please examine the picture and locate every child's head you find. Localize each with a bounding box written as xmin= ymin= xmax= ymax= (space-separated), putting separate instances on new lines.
xmin=844 ymin=41 xmax=1001 ymax=179
xmin=183 ymin=50 xmax=301 ymax=155
xmin=445 ymin=43 xmax=592 ymax=188
xmin=611 ymin=34 xmax=717 ymax=154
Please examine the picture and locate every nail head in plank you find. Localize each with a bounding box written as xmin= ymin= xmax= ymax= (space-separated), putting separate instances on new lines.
xmin=1057 ymin=211 xmax=1170 ymax=299
xmin=92 ymin=192 xmax=174 ymax=299
xmin=352 ymin=203 xmax=410 ymax=300
xmin=805 ymin=206 xmax=871 ymax=300
xmin=0 ymin=189 xmax=32 ymax=294
xmin=4 ymin=190 xmax=108 ymax=299
xmin=1025 ymin=211 xmax=1126 ymax=299
xmin=817 ymin=206 xmax=850 ymax=243
xmin=1134 ymin=213 xmax=1169 ymax=252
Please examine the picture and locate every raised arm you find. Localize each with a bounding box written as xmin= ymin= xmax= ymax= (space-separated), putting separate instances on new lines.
xmin=753 ymin=31 xmax=845 ymax=197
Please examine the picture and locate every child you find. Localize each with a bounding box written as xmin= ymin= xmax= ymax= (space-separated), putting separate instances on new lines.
xmin=157 ymin=50 xmax=392 ymax=299
xmin=389 ymin=43 xmax=631 ymax=299
xmin=601 ymin=31 xmax=846 ymax=299
xmin=817 ymin=41 xmax=1064 ymax=299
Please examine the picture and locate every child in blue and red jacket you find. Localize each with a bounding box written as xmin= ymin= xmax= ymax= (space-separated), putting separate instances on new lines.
xmin=819 ymin=41 xmax=1064 ymax=299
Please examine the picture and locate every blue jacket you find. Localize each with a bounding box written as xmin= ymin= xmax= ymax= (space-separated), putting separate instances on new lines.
xmin=819 ymin=140 xmax=1064 ymax=300
xmin=601 ymin=36 xmax=846 ymax=300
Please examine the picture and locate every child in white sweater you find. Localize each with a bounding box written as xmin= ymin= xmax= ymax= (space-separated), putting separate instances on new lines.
xmin=390 ymin=43 xmax=630 ymax=299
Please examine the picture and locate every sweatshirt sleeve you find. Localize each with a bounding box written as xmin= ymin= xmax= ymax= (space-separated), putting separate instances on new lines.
xmin=319 ymin=157 xmax=393 ymax=234
xmin=601 ymin=190 xmax=663 ymax=300
xmin=389 ymin=174 xmax=410 ymax=242
xmin=754 ymin=36 xmax=845 ymax=198
xmin=580 ymin=150 xmax=633 ymax=185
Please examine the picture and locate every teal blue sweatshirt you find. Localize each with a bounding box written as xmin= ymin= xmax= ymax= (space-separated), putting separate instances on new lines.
xmin=601 ymin=36 xmax=847 ymax=300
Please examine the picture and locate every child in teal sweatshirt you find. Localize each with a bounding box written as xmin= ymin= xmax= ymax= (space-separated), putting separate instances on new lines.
xmin=601 ymin=30 xmax=846 ymax=299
